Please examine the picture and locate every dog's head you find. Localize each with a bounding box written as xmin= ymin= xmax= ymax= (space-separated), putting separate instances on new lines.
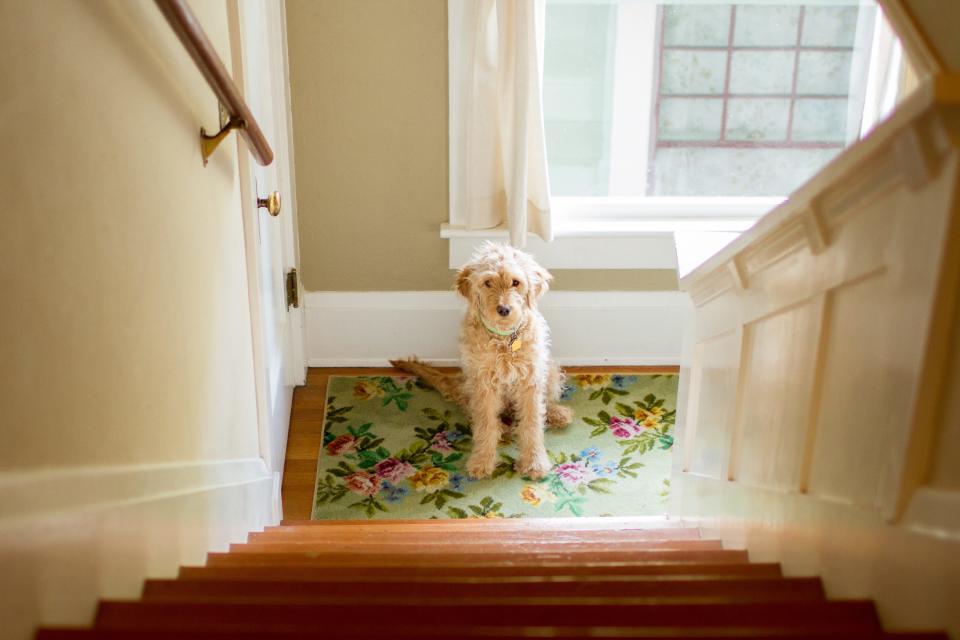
xmin=455 ymin=242 xmax=552 ymax=333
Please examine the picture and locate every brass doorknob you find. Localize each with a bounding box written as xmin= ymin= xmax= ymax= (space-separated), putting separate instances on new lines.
xmin=257 ymin=191 xmax=281 ymax=216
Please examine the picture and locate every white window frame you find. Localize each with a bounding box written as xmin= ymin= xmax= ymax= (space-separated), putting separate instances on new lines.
xmin=444 ymin=0 xmax=897 ymax=271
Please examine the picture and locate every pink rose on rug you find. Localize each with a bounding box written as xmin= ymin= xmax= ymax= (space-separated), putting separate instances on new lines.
xmin=326 ymin=434 xmax=358 ymax=456
xmin=608 ymin=416 xmax=640 ymax=439
xmin=344 ymin=471 xmax=381 ymax=496
xmin=431 ymin=431 xmax=454 ymax=453
xmin=554 ymin=461 xmax=593 ymax=487
xmin=373 ymin=458 xmax=415 ymax=483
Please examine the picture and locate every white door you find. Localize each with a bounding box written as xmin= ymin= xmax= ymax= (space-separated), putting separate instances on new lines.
xmin=230 ymin=0 xmax=306 ymax=487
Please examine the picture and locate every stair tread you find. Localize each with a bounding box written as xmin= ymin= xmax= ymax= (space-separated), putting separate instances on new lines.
xmin=204 ymin=549 xmax=750 ymax=567
xmin=253 ymin=527 xmax=702 ymax=540
xmin=276 ymin=517 xmax=687 ymax=531
xmin=230 ymin=539 xmax=724 ymax=553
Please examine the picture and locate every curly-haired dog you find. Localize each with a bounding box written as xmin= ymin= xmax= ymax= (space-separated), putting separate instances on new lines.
xmin=392 ymin=242 xmax=573 ymax=479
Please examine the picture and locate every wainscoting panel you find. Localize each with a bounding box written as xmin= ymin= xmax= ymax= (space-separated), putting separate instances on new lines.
xmin=673 ymin=75 xmax=960 ymax=637
xmin=730 ymin=298 xmax=822 ymax=491
xmin=684 ymin=329 xmax=741 ymax=480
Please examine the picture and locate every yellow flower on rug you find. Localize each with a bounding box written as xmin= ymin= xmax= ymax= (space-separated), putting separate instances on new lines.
xmin=520 ymin=483 xmax=555 ymax=507
xmin=574 ymin=374 xmax=612 ymax=389
xmin=352 ymin=380 xmax=383 ymax=400
xmin=409 ymin=465 xmax=449 ymax=492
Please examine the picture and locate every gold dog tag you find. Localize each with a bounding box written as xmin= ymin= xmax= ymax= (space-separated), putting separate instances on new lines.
xmin=511 ymin=339 xmax=522 ymax=352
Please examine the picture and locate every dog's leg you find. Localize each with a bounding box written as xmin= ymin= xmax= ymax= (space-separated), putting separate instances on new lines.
xmin=545 ymin=361 xmax=573 ymax=429
xmin=515 ymin=382 xmax=552 ymax=479
xmin=466 ymin=386 xmax=502 ymax=479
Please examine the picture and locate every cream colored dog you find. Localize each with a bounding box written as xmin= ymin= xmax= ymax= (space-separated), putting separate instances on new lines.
xmin=392 ymin=242 xmax=573 ymax=479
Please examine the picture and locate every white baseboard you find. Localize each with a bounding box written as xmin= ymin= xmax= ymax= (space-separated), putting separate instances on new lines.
xmin=305 ymin=291 xmax=690 ymax=368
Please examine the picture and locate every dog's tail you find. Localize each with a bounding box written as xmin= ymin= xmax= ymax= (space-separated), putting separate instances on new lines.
xmin=390 ymin=357 xmax=467 ymax=407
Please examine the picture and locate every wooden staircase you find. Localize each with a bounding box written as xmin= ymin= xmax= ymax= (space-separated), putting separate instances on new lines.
xmin=36 ymin=517 xmax=945 ymax=639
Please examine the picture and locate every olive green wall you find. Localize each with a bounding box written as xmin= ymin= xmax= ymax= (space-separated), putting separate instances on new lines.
xmin=285 ymin=0 xmax=677 ymax=292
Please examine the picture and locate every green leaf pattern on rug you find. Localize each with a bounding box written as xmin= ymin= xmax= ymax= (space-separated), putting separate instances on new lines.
xmin=312 ymin=373 xmax=677 ymax=519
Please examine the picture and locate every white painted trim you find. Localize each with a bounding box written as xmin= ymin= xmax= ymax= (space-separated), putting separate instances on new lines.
xmin=231 ymin=0 xmax=299 ymax=478
xmin=305 ymin=290 xmax=690 ymax=368
xmin=607 ymin=2 xmax=657 ymax=195
xmin=441 ymin=200 xmax=765 ymax=270
xmin=551 ymin=197 xmax=784 ymax=221
xmin=277 ymin=0 xmax=308 ymax=387
xmin=305 ymin=290 xmax=689 ymax=310
xmin=443 ymin=229 xmax=680 ymax=270
xmin=0 ymin=458 xmax=273 ymax=525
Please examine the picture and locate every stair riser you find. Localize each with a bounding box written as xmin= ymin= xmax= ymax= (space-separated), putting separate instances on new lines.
xmin=178 ymin=563 xmax=784 ymax=579
xmin=36 ymin=631 xmax=950 ymax=640
xmin=94 ymin=602 xmax=882 ymax=633
xmin=141 ymin=577 xmax=824 ymax=601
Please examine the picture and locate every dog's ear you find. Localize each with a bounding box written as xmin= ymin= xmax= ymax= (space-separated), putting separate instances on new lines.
xmin=525 ymin=266 xmax=553 ymax=308
xmin=455 ymin=264 xmax=475 ymax=298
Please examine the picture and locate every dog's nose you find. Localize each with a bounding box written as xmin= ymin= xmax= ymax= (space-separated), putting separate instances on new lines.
xmin=496 ymin=305 xmax=511 ymax=317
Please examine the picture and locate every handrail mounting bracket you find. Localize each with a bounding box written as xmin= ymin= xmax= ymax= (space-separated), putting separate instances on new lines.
xmin=200 ymin=116 xmax=246 ymax=166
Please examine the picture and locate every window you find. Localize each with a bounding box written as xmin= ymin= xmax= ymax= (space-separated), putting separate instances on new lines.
xmin=443 ymin=0 xmax=914 ymax=272
xmin=543 ymin=0 xmax=912 ymax=205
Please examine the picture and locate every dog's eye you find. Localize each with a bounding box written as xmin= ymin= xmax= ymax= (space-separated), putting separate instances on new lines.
xmin=484 ymin=280 xmax=492 ymax=288
xmin=511 ymin=279 xmax=520 ymax=287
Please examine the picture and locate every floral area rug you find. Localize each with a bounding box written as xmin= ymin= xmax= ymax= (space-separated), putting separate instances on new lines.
xmin=312 ymin=373 xmax=678 ymax=519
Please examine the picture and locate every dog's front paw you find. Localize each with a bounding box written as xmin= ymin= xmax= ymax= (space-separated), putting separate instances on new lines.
xmin=516 ymin=451 xmax=552 ymax=480
xmin=466 ymin=452 xmax=497 ymax=479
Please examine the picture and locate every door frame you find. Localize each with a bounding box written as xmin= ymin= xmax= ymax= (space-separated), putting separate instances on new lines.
xmin=227 ymin=0 xmax=307 ymax=513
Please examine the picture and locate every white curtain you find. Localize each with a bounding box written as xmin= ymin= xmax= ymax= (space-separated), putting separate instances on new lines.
xmin=449 ymin=0 xmax=553 ymax=248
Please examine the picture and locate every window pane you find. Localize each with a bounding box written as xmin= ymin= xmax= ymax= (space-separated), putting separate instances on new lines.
xmin=542 ymin=0 xmax=915 ymax=199
xmin=542 ymin=2 xmax=617 ymax=197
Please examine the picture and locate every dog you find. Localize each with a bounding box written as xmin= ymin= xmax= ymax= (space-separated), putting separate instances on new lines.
xmin=392 ymin=242 xmax=573 ymax=479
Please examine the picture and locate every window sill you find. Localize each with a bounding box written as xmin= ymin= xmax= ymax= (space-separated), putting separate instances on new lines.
xmin=442 ymin=197 xmax=779 ymax=270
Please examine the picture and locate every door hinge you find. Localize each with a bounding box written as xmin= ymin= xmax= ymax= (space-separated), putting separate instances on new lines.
xmin=285 ymin=268 xmax=299 ymax=310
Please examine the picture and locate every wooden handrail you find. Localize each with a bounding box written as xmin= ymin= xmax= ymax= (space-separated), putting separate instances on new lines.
xmin=155 ymin=0 xmax=274 ymax=166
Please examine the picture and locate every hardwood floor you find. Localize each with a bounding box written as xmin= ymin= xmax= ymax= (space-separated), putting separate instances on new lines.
xmin=280 ymin=366 xmax=681 ymax=520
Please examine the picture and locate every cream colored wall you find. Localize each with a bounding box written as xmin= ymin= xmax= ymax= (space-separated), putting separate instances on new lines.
xmin=0 ymin=0 xmax=260 ymax=469
xmin=0 ymin=1 xmax=272 ymax=638
xmin=284 ymin=0 xmax=676 ymax=293
xmin=673 ymin=79 xmax=960 ymax=637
